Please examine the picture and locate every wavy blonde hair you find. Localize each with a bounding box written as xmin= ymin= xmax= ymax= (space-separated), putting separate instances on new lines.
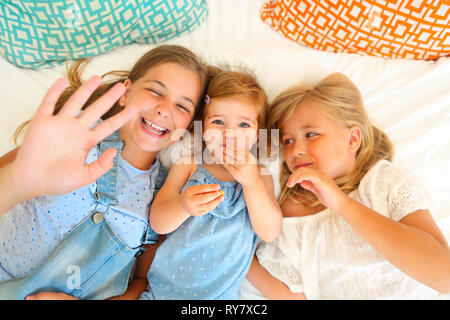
xmin=268 ymin=72 xmax=394 ymax=206
xmin=14 ymin=45 xmax=208 ymax=145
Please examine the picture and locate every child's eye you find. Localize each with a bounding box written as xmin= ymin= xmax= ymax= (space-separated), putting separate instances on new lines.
xmin=306 ymin=132 xmax=318 ymax=138
xmin=212 ymin=119 xmax=224 ymax=125
xmin=239 ymin=122 xmax=250 ymax=128
xmin=177 ymin=104 xmax=190 ymax=113
xmin=282 ymin=138 xmax=293 ymax=145
xmin=147 ymin=88 xmax=161 ymax=96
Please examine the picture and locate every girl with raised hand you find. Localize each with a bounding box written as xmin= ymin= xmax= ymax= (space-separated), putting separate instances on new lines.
xmin=0 ymin=45 xmax=208 ymax=300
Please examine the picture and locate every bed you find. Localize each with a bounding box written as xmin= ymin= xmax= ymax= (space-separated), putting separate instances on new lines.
xmin=1 ymin=0 xmax=449 ymax=299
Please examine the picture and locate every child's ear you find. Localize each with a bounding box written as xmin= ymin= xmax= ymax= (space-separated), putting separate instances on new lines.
xmin=348 ymin=125 xmax=362 ymax=154
xmin=118 ymin=79 xmax=132 ymax=107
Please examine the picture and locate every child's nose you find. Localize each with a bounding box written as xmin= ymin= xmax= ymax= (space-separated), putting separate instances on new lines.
xmin=155 ymin=101 xmax=170 ymax=117
xmin=224 ymin=129 xmax=238 ymax=140
xmin=293 ymin=140 xmax=307 ymax=155
xmin=224 ymin=130 xmax=250 ymax=148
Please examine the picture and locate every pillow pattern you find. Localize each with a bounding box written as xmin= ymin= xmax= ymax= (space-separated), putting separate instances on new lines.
xmin=0 ymin=0 xmax=208 ymax=68
xmin=261 ymin=0 xmax=450 ymax=60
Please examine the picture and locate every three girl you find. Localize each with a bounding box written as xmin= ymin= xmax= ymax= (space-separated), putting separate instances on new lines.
xmin=1 ymin=47 xmax=448 ymax=299
xmin=247 ymin=72 xmax=450 ymax=299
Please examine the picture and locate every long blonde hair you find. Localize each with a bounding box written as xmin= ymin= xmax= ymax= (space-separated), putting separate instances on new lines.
xmin=14 ymin=45 xmax=208 ymax=144
xmin=268 ymin=72 xmax=394 ymax=206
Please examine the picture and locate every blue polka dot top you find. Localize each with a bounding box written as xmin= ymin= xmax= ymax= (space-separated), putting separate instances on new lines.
xmin=0 ymin=147 xmax=160 ymax=281
xmin=142 ymin=164 xmax=259 ymax=300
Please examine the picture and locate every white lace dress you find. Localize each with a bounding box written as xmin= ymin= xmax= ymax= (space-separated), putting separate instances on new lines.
xmin=256 ymin=160 xmax=446 ymax=299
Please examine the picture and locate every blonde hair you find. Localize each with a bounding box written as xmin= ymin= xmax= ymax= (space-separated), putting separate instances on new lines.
xmin=202 ymin=66 xmax=271 ymax=156
xmin=269 ymin=72 xmax=394 ymax=207
xmin=14 ymin=45 xmax=208 ymax=144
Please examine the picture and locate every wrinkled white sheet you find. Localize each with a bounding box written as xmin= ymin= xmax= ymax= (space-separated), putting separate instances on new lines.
xmin=1 ymin=0 xmax=449 ymax=300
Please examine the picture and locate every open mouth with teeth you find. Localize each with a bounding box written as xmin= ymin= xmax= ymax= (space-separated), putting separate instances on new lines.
xmin=141 ymin=117 xmax=169 ymax=136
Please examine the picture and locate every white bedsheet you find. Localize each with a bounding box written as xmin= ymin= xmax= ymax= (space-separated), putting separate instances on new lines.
xmin=1 ymin=0 xmax=449 ymax=299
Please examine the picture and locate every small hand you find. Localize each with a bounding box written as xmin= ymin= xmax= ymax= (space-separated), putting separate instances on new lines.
xmin=222 ymin=144 xmax=260 ymax=188
xmin=11 ymin=76 xmax=137 ymax=200
xmin=286 ymin=167 xmax=349 ymax=214
xmin=25 ymin=292 xmax=78 ymax=300
xmin=181 ymin=184 xmax=224 ymax=216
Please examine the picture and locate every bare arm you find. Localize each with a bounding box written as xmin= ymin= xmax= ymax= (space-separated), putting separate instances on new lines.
xmin=242 ymin=172 xmax=282 ymax=242
xmin=222 ymin=144 xmax=282 ymax=242
xmin=246 ymin=256 xmax=306 ymax=300
xmin=150 ymin=158 xmax=224 ymax=234
xmin=287 ymin=166 xmax=450 ymax=294
xmin=340 ymin=199 xmax=450 ymax=293
xmin=149 ymin=161 xmax=194 ymax=234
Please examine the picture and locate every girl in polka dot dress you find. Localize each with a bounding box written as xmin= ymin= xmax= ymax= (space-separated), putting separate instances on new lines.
xmin=138 ymin=68 xmax=283 ymax=300
xmin=0 ymin=45 xmax=209 ymax=300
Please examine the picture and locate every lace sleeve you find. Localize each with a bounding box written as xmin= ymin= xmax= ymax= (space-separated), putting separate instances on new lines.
xmin=388 ymin=170 xmax=433 ymax=221
xmin=366 ymin=161 xmax=433 ymax=221
xmin=256 ymin=240 xmax=303 ymax=293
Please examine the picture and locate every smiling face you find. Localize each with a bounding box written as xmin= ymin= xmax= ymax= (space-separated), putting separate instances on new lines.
xmin=281 ymin=101 xmax=359 ymax=180
xmin=118 ymin=62 xmax=201 ymax=166
xmin=203 ymin=95 xmax=259 ymax=161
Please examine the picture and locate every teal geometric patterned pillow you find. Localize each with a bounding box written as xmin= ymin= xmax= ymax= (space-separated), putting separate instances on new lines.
xmin=0 ymin=0 xmax=208 ymax=68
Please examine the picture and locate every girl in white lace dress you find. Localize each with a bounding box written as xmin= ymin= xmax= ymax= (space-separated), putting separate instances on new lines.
xmin=246 ymin=72 xmax=450 ymax=299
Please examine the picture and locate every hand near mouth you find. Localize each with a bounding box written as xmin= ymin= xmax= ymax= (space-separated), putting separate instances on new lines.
xmin=222 ymin=144 xmax=260 ymax=188
xmin=286 ymin=167 xmax=348 ymax=214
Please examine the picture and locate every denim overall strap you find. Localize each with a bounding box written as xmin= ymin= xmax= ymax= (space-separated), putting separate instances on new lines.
xmin=94 ymin=130 xmax=123 ymax=206
xmin=141 ymin=164 xmax=168 ymax=246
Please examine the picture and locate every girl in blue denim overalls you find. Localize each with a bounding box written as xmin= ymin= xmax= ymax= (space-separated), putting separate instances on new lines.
xmin=0 ymin=45 xmax=208 ymax=300
xmin=139 ymin=68 xmax=283 ymax=300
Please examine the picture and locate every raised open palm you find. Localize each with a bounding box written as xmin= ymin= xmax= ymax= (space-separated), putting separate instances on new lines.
xmin=11 ymin=75 xmax=137 ymax=200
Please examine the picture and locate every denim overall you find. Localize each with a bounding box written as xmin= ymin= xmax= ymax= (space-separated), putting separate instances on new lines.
xmin=0 ymin=131 xmax=161 ymax=300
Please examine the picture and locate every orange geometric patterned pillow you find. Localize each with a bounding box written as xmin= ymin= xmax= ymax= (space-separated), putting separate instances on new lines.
xmin=261 ymin=0 xmax=450 ymax=60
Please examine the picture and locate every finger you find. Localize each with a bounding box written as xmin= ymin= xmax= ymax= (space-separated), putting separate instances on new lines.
xmin=78 ymin=82 xmax=126 ymax=127
xmin=225 ymin=146 xmax=251 ymax=164
xmin=287 ymin=175 xmax=307 ymax=188
xmin=58 ymin=75 xmax=102 ymax=117
xmin=300 ymin=180 xmax=319 ymax=194
xmin=82 ymin=148 xmax=117 ymax=186
xmin=198 ymin=193 xmax=225 ymax=212
xmin=229 ymin=136 xmax=251 ymax=153
xmin=225 ymin=145 xmax=241 ymax=160
xmin=227 ymin=143 xmax=247 ymax=155
xmin=286 ymin=170 xmax=305 ymax=188
xmin=36 ymin=77 xmax=69 ymax=116
xmin=222 ymin=151 xmax=237 ymax=165
xmin=192 ymin=190 xmax=223 ymax=205
xmin=287 ymin=170 xmax=320 ymax=188
xmin=89 ymin=104 xmax=137 ymax=146
xmin=190 ymin=184 xmax=221 ymax=195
